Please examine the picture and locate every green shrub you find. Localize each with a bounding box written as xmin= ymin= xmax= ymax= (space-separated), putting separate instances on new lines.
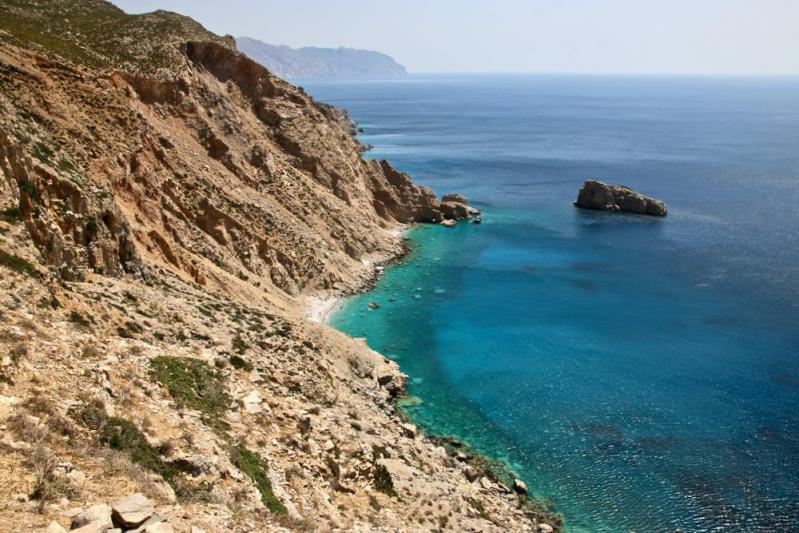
xmin=230 ymin=444 xmax=286 ymax=514
xmin=102 ymin=416 xmax=179 ymax=483
xmin=150 ymin=356 xmax=230 ymax=420
xmin=57 ymin=158 xmax=75 ymax=173
xmin=71 ymin=402 xmax=212 ymax=501
xmin=31 ymin=142 xmax=53 ymax=164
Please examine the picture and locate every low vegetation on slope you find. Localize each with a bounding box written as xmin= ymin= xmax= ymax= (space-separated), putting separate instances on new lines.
xmin=0 ymin=0 xmax=230 ymax=75
xmin=149 ymin=356 xmax=230 ymax=424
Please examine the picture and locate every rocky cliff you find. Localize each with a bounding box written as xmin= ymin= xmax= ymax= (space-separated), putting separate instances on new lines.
xmin=236 ymin=38 xmax=407 ymax=80
xmin=0 ymin=0 xmax=558 ymax=531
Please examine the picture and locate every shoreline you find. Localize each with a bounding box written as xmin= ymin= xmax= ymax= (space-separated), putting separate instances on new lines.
xmin=306 ymin=218 xmax=564 ymax=529
xmin=305 ymin=223 xmax=412 ymax=325
xmin=305 ymin=295 xmax=343 ymax=324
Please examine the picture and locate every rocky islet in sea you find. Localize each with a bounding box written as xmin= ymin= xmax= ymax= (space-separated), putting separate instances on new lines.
xmin=575 ymin=179 xmax=667 ymax=216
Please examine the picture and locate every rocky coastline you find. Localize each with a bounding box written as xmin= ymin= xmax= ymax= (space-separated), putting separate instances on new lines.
xmin=313 ymin=220 xmax=562 ymax=528
xmin=0 ymin=1 xmax=558 ymax=531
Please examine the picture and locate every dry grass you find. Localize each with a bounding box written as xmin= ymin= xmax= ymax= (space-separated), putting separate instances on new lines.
xmin=28 ymin=446 xmax=75 ymax=513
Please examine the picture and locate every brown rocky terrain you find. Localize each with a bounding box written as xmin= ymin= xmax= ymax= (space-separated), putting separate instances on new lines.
xmin=0 ymin=1 xmax=554 ymax=531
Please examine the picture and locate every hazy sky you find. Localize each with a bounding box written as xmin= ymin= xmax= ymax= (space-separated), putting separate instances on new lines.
xmin=111 ymin=0 xmax=798 ymax=75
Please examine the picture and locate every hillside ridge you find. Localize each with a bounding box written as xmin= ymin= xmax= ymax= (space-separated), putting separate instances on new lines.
xmin=237 ymin=37 xmax=407 ymax=79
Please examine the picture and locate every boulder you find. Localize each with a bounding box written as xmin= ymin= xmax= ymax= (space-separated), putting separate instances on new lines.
xmin=240 ymin=389 xmax=263 ymax=414
xmin=45 ymin=522 xmax=67 ymax=533
xmin=401 ymin=423 xmax=417 ymax=439
xmin=463 ymin=465 xmax=479 ymax=482
xmin=71 ymin=504 xmax=112 ymax=530
xmin=126 ymin=512 xmax=167 ymax=533
xmin=66 ymin=468 xmax=86 ymax=486
xmin=71 ymin=520 xmax=112 ymax=533
xmin=439 ymin=193 xmax=481 ymax=221
xmin=440 ymin=219 xmax=457 ymax=228
xmin=375 ymin=366 xmax=406 ymax=397
xmin=439 ymin=201 xmax=470 ymax=220
xmin=512 ymin=478 xmax=528 ymax=494
xmin=110 ymin=493 xmax=155 ymax=529
xmin=143 ymin=523 xmax=173 ymax=533
xmin=575 ymin=180 xmax=667 ymax=216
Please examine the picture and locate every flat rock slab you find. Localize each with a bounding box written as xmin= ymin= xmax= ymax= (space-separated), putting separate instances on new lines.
xmin=111 ymin=493 xmax=155 ymax=528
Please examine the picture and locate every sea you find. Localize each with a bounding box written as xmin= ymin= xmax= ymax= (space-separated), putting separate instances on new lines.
xmin=301 ymin=74 xmax=799 ymax=532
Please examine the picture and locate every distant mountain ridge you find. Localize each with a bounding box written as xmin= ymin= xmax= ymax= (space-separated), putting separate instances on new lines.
xmin=237 ymin=36 xmax=406 ymax=79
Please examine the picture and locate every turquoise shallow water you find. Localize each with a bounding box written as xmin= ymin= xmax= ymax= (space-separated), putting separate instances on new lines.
xmin=304 ymin=75 xmax=799 ymax=532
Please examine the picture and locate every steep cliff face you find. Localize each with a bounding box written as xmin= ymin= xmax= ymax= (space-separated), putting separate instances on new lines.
xmin=0 ymin=1 xmax=445 ymax=300
xmin=0 ymin=1 xmax=558 ymax=531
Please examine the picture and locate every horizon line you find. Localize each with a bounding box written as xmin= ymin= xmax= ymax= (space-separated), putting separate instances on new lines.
xmin=403 ymin=70 xmax=799 ymax=78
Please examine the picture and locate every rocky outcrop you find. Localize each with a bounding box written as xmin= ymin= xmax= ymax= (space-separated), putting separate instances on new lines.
xmin=46 ymin=493 xmax=178 ymax=532
xmin=575 ymin=180 xmax=667 ymax=216
xmin=439 ymin=193 xmax=481 ymax=225
xmin=0 ymin=3 xmax=472 ymax=296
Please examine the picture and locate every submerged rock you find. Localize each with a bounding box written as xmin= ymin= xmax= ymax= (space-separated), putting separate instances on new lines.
xmin=575 ymin=179 xmax=667 ymax=216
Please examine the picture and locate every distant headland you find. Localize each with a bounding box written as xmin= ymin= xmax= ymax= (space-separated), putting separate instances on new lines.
xmin=236 ymin=36 xmax=407 ymax=79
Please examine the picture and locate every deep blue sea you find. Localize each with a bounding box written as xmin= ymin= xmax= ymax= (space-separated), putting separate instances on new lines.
xmin=302 ymin=75 xmax=799 ymax=532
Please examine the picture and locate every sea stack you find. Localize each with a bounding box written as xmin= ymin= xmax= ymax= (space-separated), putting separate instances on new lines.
xmin=439 ymin=193 xmax=481 ymax=226
xmin=575 ymin=180 xmax=667 ymax=216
